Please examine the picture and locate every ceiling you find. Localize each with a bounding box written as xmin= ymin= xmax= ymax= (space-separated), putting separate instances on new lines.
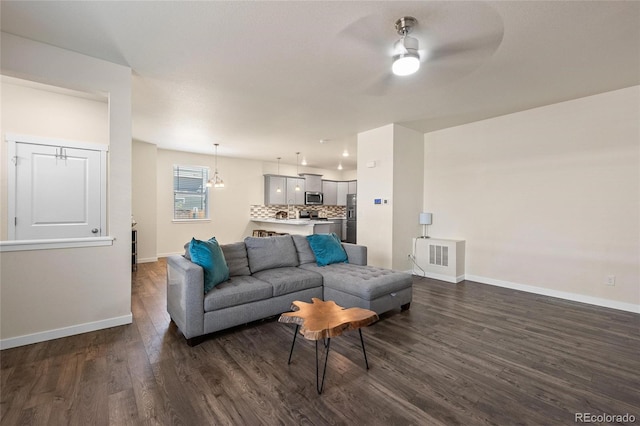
xmin=1 ymin=1 xmax=639 ymax=171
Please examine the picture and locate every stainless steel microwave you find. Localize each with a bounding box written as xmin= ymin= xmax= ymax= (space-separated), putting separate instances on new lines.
xmin=305 ymin=191 xmax=323 ymax=205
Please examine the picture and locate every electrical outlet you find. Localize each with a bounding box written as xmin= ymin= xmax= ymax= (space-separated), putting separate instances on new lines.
xmin=605 ymin=275 xmax=616 ymax=286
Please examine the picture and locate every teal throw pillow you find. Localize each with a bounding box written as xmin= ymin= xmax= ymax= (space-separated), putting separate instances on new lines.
xmin=188 ymin=237 xmax=230 ymax=293
xmin=306 ymin=233 xmax=348 ymax=267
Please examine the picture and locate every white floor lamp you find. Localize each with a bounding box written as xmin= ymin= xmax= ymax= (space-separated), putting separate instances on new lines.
xmin=419 ymin=212 xmax=432 ymax=238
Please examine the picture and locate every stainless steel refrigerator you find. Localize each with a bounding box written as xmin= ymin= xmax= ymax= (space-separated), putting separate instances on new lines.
xmin=346 ymin=194 xmax=357 ymax=244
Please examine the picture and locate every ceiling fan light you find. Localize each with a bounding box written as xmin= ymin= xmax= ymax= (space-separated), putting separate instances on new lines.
xmin=393 ymin=35 xmax=419 ymax=55
xmin=392 ymin=52 xmax=420 ymax=76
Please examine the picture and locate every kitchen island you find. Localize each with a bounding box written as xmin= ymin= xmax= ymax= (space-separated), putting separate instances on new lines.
xmin=251 ymin=218 xmax=335 ymax=236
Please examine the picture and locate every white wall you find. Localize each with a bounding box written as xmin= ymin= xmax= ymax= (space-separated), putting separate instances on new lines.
xmin=357 ymin=124 xmax=424 ymax=270
xmin=0 ymin=78 xmax=109 ymax=240
xmin=424 ymin=86 xmax=639 ymax=311
xmin=0 ymin=33 xmax=132 ymax=348
xmin=132 ymin=140 xmax=158 ymax=262
xmin=140 ymin=147 xmax=351 ymax=258
xmin=357 ymin=125 xmax=395 ymax=268
xmin=341 ymin=169 xmax=358 ymax=181
xmin=155 ymin=149 xmax=265 ymax=255
xmin=392 ymin=125 xmax=424 ymax=270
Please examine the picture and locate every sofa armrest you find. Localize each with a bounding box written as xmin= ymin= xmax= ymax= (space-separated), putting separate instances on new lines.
xmin=342 ymin=243 xmax=367 ymax=266
xmin=166 ymin=255 xmax=205 ymax=339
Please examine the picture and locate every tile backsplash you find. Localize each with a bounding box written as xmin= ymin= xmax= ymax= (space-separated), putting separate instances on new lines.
xmin=250 ymin=205 xmax=346 ymax=219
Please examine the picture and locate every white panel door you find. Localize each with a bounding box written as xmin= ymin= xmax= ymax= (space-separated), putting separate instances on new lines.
xmin=14 ymin=142 xmax=102 ymax=239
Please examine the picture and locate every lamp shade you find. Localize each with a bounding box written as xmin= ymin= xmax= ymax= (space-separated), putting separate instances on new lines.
xmin=419 ymin=212 xmax=432 ymax=225
xmin=392 ymin=53 xmax=420 ymax=76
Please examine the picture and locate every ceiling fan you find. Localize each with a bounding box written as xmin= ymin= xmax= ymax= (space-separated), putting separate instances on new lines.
xmin=392 ymin=16 xmax=420 ymax=76
xmin=336 ymin=6 xmax=504 ymax=95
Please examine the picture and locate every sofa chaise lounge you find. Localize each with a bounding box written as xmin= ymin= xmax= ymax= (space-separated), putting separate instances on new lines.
xmin=166 ymin=234 xmax=412 ymax=345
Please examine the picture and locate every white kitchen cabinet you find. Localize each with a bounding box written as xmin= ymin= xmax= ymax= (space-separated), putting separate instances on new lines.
xmin=286 ymin=177 xmax=305 ymax=205
xmin=336 ymin=181 xmax=349 ymax=206
xmin=7 ymin=135 xmax=107 ymax=240
xmin=322 ymin=180 xmax=338 ymax=205
xmin=301 ymin=174 xmax=322 ymax=192
xmin=348 ymin=180 xmax=357 ymax=195
xmin=264 ymin=175 xmax=287 ymax=205
xmin=330 ymin=219 xmax=344 ymax=240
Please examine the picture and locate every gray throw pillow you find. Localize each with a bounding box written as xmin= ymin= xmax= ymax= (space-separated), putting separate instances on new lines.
xmin=221 ymin=242 xmax=251 ymax=277
xmin=183 ymin=242 xmax=191 ymax=260
xmin=291 ymin=234 xmax=316 ymax=264
xmin=244 ymin=235 xmax=299 ymax=273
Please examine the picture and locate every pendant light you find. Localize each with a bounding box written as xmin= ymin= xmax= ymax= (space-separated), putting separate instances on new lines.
xmin=209 ymin=143 xmax=224 ymax=188
xmin=276 ymin=157 xmax=282 ymax=193
xmin=295 ymin=152 xmax=301 ymax=191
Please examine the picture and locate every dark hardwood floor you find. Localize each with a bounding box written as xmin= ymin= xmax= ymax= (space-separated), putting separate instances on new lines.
xmin=2 ymin=259 xmax=639 ymax=425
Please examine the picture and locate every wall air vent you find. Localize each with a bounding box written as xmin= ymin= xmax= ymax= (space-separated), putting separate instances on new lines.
xmin=429 ymin=244 xmax=449 ymax=267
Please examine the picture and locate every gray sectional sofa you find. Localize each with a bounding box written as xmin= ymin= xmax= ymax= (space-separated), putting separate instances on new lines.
xmin=166 ymin=234 xmax=412 ymax=345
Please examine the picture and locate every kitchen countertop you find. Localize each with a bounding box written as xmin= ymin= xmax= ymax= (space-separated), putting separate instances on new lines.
xmin=251 ymin=218 xmax=336 ymax=225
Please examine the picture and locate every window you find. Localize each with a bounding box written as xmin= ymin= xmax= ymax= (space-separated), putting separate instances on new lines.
xmin=173 ymin=165 xmax=209 ymax=220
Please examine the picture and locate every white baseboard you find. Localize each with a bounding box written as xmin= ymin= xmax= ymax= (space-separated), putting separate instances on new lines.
xmin=412 ymin=270 xmax=465 ymax=284
xmin=137 ymin=257 xmax=158 ymax=263
xmin=466 ymin=275 xmax=640 ymax=314
xmin=157 ymin=251 xmax=183 ymax=259
xmin=0 ymin=313 xmax=133 ymax=350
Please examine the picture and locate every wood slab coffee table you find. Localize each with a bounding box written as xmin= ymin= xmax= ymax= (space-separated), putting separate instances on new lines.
xmin=278 ymin=298 xmax=379 ymax=394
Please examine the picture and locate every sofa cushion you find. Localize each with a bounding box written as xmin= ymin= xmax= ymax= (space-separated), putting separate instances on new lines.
xmin=306 ymin=233 xmax=348 ymax=267
xmin=188 ymin=237 xmax=230 ymax=293
xmin=252 ymin=267 xmax=323 ymax=297
xmin=220 ymin=242 xmax=251 ymax=277
xmin=299 ymin=263 xmax=412 ymax=300
xmin=291 ymin=234 xmax=316 ymax=264
xmin=244 ymin=235 xmax=299 ymax=273
xmin=204 ymin=276 xmax=273 ymax=312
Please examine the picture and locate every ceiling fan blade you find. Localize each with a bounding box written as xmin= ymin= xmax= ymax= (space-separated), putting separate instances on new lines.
xmin=362 ymin=73 xmax=395 ymax=96
xmin=426 ymin=31 xmax=503 ymax=63
xmin=337 ymin=14 xmax=389 ymax=52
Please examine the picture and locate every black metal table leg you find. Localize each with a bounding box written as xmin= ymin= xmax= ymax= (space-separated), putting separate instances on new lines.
xmin=359 ymin=329 xmax=370 ymax=370
xmin=287 ymin=324 xmax=299 ymax=365
xmin=315 ymin=337 xmax=331 ymax=394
